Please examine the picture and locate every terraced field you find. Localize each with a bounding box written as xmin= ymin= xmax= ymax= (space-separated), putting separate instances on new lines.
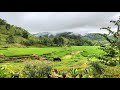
xmin=0 ymin=46 xmax=104 ymax=78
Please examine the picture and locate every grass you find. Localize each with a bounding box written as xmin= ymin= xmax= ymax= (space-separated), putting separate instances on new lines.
xmin=0 ymin=46 xmax=102 ymax=57
xmin=0 ymin=46 xmax=106 ymax=78
xmin=0 ymin=47 xmax=64 ymax=56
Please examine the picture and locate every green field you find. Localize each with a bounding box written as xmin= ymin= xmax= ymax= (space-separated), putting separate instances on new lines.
xmin=1 ymin=46 xmax=120 ymax=78
xmin=0 ymin=46 xmax=102 ymax=56
xmin=0 ymin=46 xmax=104 ymax=77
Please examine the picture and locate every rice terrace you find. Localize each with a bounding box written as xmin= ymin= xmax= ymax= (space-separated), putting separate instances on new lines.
xmin=1 ymin=12 xmax=120 ymax=78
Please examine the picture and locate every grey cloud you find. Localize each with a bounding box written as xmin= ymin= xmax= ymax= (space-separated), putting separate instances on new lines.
xmin=0 ymin=12 xmax=120 ymax=34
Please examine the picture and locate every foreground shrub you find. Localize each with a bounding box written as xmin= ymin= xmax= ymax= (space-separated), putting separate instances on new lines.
xmin=101 ymin=65 xmax=120 ymax=78
xmin=0 ymin=67 xmax=13 ymax=78
xmin=22 ymin=62 xmax=52 ymax=78
xmin=0 ymin=69 xmax=7 ymax=78
xmin=94 ymin=16 xmax=120 ymax=66
xmin=88 ymin=61 xmax=104 ymax=78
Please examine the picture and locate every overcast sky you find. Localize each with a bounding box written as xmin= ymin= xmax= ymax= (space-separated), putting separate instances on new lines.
xmin=0 ymin=12 xmax=120 ymax=35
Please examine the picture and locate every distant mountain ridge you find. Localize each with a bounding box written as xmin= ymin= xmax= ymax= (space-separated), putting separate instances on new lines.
xmin=33 ymin=32 xmax=52 ymax=37
xmin=33 ymin=32 xmax=84 ymax=37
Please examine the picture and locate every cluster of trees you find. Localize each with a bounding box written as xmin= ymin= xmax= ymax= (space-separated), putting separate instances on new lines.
xmin=37 ymin=32 xmax=94 ymax=47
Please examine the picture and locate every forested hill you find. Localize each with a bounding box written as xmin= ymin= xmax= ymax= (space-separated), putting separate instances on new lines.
xmin=0 ymin=18 xmax=104 ymax=48
xmin=34 ymin=32 xmax=104 ymax=46
xmin=0 ymin=18 xmax=39 ymax=47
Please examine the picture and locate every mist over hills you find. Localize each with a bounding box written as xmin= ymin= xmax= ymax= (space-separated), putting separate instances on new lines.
xmin=0 ymin=17 xmax=105 ymax=48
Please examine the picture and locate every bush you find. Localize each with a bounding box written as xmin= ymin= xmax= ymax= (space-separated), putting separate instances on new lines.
xmin=88 ymin=61 xmax=104 ymax=77
xmin=22 ymin=62 xmax=52 ymax=78
xmin=0 ymin=67 xmax=11 ymax=78
xmin=0 ymin=70 xmax=7 ymax=78
xmin=100 ymin=59 xmax=120 ymax=66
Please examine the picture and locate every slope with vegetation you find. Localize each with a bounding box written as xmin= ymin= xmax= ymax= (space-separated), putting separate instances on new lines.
xmin=0 ymin=18 xmax=39 ymax=47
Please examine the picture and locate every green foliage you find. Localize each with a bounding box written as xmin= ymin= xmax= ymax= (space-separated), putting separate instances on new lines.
xmin=0 ymin=69 xmax=8 ymax=78
xmin=0 ymin=46 xmax=108 ymax=78
xmin=0 ymin=66 xmax=12 ymax=78
xmin=94 ymin=16 xmax=120 ymax=66
xmin=0 ymin=18 xmax=7 ymax=25
xmin=81 ymin=61 xmax=105 ymax=78
xmin=38 ymin=32 xmax=94 ymax=47
xmin=89 ymin=61 xmax=104 ymax=75
xmin=22 ymin=62 xmax=52 ymax=78
xmin=5 ymin=24 xmax=11 ymax=30
xmin=6 ymin=34 xmax=15 ymax=44
xmin=0 ymin=17 xmax=39 ymax=47
xmin=53 ymin=37 xmax=64 ymax=46
xmin=101 ymin=65 xmax=120 ymax=78
xmin=22 ymin=31 xmax=29 ymax=39
xmin=69 ymin=68 xmax=79 ymax=78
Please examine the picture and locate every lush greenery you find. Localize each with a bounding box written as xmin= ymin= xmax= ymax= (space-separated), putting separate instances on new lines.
xmin=0 ymin=18 xmax=39 ymax=47
xmin=22 ymin=61 xmax=52 ymax=78
xmin=93 ymin=16 xmax=120 ymax=66
xmin=0 ymin=46 xmax=103 ymax=78
xmin=1 ymin=16 xmax=120 ymax=78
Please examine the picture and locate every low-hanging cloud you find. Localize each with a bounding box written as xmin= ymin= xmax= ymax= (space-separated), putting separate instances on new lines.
xmin=0 ymin=12 xmax=120 ymax=34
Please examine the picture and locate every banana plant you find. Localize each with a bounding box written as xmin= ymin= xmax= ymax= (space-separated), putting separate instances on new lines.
xmin=69 ymin=68 xmax=79 ymax=78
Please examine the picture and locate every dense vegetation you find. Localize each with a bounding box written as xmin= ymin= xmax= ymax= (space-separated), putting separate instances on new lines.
xmin=1 ymin=16 xmax=120 ymax=78
xmin=94 ymin=16 xmax=120 ymax=66
xmin=35 ymin=32 xmax=104 ymax=47
xmin=0 ymin=46 xmax=103 ymax=78
xmin=0 ymin=18 xmax=39 ymax=47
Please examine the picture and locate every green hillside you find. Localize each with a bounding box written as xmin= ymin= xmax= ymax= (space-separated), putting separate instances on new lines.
xmin=0 ymin=18 xmax=39 ymax=48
